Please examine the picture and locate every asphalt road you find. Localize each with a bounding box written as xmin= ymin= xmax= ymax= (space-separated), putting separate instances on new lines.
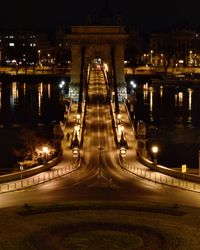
xmin=1 ymin=68 xmax=200 ymax=209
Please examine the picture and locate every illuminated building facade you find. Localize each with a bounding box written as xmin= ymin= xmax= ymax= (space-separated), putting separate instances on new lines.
xmin=0 ymin=31 xmax=52 ymax=66
xmin=145 ymin=28 xmax=200 ymax=67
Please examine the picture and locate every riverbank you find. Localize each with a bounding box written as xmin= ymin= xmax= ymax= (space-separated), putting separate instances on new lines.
xmin=0 ymin=72 xmax=70 ymax=82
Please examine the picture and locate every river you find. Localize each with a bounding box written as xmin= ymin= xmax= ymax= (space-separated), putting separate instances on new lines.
xmin=1 ymin=78 xmax=200 ymax=169
xmin=0 ymin=80 xmax=67 ymax=170
xmin=127 ymin=77 xmax=200 ymax=168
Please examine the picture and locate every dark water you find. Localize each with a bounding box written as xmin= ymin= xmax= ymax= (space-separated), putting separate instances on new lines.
xmin=127 ymin=79 xmax=200 ymax=168
xmin=1 ymin=79 xmax=200 ymax=169
xmin=0 ymin=80 xmax=67 ymax=169
xmin=0 ymin=81 xmax=66 ymax=126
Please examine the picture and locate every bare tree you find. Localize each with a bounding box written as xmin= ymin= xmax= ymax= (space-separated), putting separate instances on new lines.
xmin=161 ymin=35 xmax=177 ymax=75
xmin=12 ymin=127 xmax=48 ymax=162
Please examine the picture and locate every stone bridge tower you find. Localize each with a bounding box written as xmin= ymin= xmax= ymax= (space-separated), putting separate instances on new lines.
xmin=65 ymin=6 xmax=129 ymax=101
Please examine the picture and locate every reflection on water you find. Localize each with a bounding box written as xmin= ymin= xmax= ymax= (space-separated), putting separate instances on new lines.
xmin=1 ymin=79 xmax=200 ymax=168
xmin=132 ymin=83 xmax=200 ymax=128
xmin=128 ymin=81 xmax=200 ymax=168
xmin=0 ymin=81 xmax=65 ymax=126
xmin=48 ymin=83 xmax=51 ymax=99
xmin=0 ymin=80 xmax=68 ymax=169
xmin=38 ymin=82 xmax=43 ymax=116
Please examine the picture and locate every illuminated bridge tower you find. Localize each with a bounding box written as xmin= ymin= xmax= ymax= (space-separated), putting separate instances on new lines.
xmin=66 ymin=11 xmax=129 ymax=102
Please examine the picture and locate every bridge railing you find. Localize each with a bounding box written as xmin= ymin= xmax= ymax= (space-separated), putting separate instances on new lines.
xmin=0 ymin=157 xmax=81 ymax=194
xmin=118 ymin=152 xmax=200 ymax=193
xmin=118 ymin=101 xmax=200 ymax=191
xmin=71 ymin=99 xmax=86 ymax=148
xmin=109 ymin=99 xmax=129 ymax=149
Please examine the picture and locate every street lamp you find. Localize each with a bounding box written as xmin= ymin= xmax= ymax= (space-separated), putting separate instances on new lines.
xmin=150 ymin=50 xmax=153 ymax=66
xmin=74 ymin=124 xmax=80 ymax=136
xmin=120 ymin=125 xmax=124 ymax=134
xmin=38 ymin=50 xmax=41 ymax=65
xmin=42 ymin=146 xmax=49 ymax=162
xmin=112 ymin=91 xmax=115 ymax=103
xmin=76 ymin=114 xmax=81 ymax=124
xmin=118 ymin=125 xmax=124 ymax=137
xmin=117 ymin=113 xmax=122 ymax=125
xmin=151 ymin=145 xmax=158 ymax=165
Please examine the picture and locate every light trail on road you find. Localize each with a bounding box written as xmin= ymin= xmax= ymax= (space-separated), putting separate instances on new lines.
xmin=1 ymin=66 xmax=200 ymax=209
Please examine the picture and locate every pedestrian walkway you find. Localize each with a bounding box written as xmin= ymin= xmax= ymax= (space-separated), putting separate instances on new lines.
xmin=119 ymin=102 xmax=200 ymax=193
xmin=0 ymin=101 xmax=81 ymax=194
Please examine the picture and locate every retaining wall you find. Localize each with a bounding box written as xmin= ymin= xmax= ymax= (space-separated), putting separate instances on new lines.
xmin=0 ymin=156 xmax=61 ymax=184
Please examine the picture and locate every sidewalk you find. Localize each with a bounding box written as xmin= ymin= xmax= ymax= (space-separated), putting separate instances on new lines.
xmin=119 ymin=102 xmax=200 ymax=193
xmin=0 ymin=102 xmax=80 ymax=194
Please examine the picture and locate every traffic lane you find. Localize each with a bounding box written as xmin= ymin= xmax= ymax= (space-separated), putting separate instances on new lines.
xmin=1 ymin=173 xmax=200 ymax=209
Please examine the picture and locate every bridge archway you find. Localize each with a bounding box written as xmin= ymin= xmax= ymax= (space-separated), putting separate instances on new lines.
xmin=66 ymin=25 xmax=128 ymax=101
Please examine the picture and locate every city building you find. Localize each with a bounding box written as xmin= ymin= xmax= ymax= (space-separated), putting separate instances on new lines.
xmin=0 ymin=31 xmax=52 ymax=66
xmin=146 ymin=28 xmax=200 ymax=68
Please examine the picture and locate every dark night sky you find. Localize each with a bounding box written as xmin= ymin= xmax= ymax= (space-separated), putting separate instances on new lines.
xmin=1 ymin=0 xmax=200 ymax=32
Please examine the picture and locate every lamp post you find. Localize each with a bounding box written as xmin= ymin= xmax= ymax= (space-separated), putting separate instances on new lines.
xmin=38 ymin=50 xmax=41 ymax=65
xmin=20 ymin=165 xmax=24 ymax=187
xmin=112 ymin=91 xmax=115 ymax=103
xmin=152 ymin=145 xmax=158 ymax=165
xmin=150 ymin=50 xmax=153 ymax=66
xmin=120 ymin=125 xmax=124 ymax=135
xmin=74 ymin=124 xmax=80 ymax=137
xmin=42 ymin=146 xmax=49 ymax=163
xmin=117 ymin=113 xmax=121 ymax=125
xmin=76 ymin=114 xmax=81 ymax=124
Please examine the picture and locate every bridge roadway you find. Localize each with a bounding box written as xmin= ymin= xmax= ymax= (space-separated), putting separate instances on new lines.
xmin=1 ymin=68 xmax=200 ymax=209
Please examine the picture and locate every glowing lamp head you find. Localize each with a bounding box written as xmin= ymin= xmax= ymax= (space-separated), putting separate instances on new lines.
xmin=42 ymin=146 xmax=49 ymax=154
xmin=152 ymin=145 xmax=158 ymax=154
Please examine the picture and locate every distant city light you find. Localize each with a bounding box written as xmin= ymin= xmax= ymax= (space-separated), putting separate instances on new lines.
xmin=130 ymin=80 xmax=137 ymax=88
xmin=59 ymin=80 xmax=66 ymax=89
xmin=9 ymin=43 xmax=15 ymax=47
